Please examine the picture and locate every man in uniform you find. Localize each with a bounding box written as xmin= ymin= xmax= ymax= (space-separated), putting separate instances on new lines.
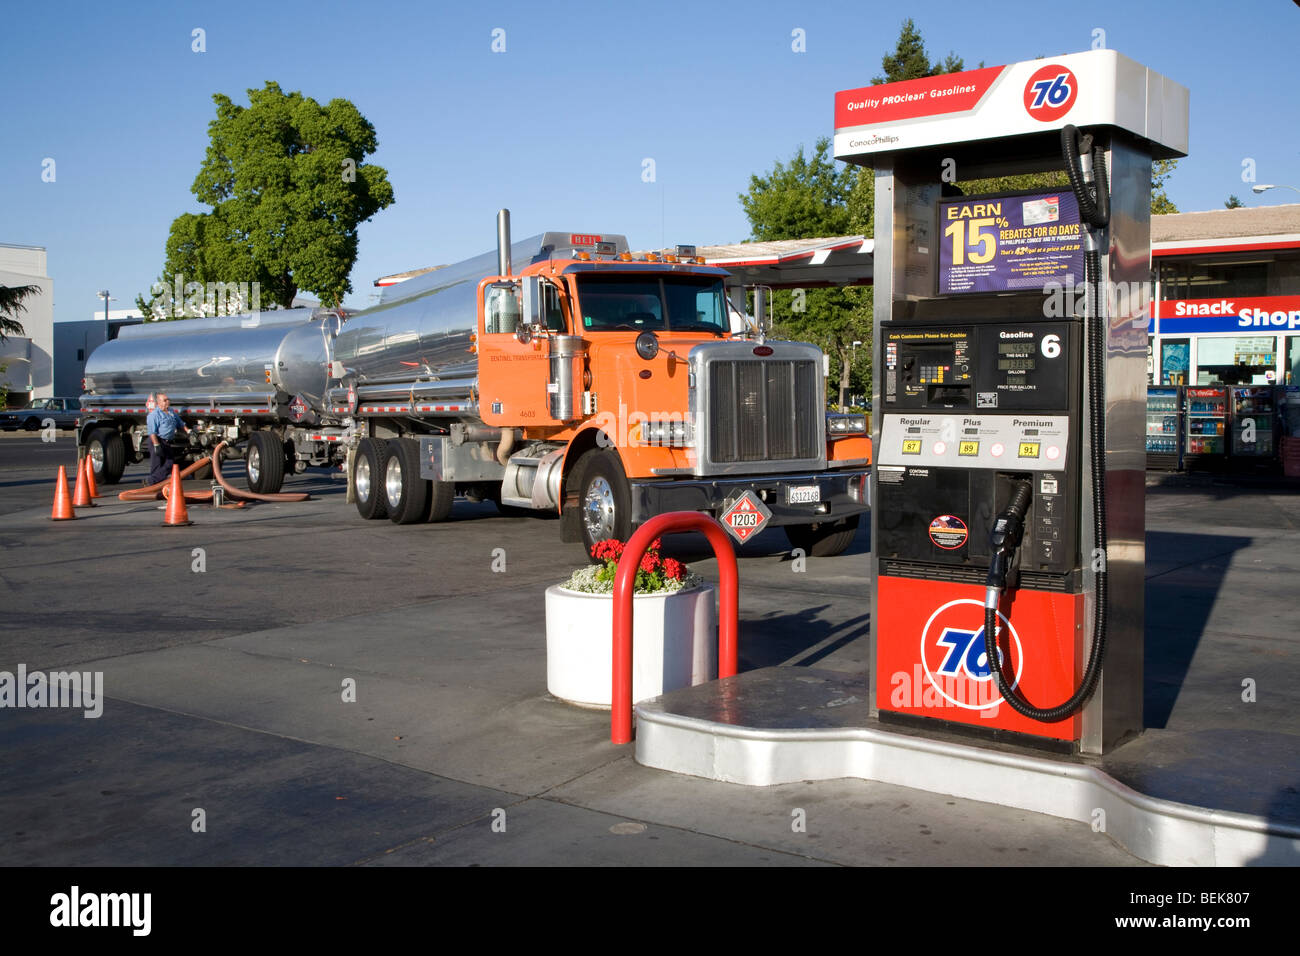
xmin=146 ymin=393 xmax=189 ymax=485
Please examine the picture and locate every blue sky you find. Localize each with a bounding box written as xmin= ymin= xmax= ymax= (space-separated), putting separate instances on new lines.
xmin=2 ymin=0 xmax=1297 ymax=321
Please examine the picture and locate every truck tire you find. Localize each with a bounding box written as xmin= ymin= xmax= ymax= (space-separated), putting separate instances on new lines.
xmin=23 ymin=417 xmax=41 ymax=431
xmin=426 ymin=480 xmax=455 ymax=522
xmin=354 ymin=437 xmax=388 ymax=520
xmin=246 ymin=430 xmax=285 ymax=494
xmin=783 ymin=515 xmax=861 ymax=557
xmin=385 ymin=437 xmax=429 ymax=525
xmin=574 ymin=449 xmax=631 ymax=561
xmin=86 ymin=428 xmax=126 ymax=485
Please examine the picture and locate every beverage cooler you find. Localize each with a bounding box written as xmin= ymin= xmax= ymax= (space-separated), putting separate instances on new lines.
xmin=1145 ymin=386 xmax=1182 ymax=470
xmin=1279 ymin=386 xmax=1300 ymax=478
xmin=1228 ymin=386 xmax=1277 ymax=463
xmin=1183 ymin=386 xmax=1228 ymax=470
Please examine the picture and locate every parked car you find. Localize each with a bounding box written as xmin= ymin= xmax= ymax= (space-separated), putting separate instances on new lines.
xmin=0 ymin=397 xmax=82 ymax=431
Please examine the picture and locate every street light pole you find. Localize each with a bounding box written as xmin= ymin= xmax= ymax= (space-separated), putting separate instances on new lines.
xmin=1251 ymin=184 xmax=1300 ymax=198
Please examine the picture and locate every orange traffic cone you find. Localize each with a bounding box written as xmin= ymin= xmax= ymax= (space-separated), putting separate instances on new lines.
xmin=162 ymin=465 xmax=193 ymax=527
xmin=73 ymin=457 xmax=96 ymax=508
xmin=51 ymin=466 xmax=76 ymax=520
xmin=84 ymin=454 xmax=104 ymax=499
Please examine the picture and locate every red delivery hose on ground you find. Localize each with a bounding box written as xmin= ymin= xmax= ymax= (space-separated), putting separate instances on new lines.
xmin=211 ymin=442 xmax=311 ymax=503
xmin=118 ymin=456 xmax=215 ymax=501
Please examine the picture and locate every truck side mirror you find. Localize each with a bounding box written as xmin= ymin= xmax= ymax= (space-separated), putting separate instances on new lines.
xmin=521 ymin=275 xmax=543 ymax=329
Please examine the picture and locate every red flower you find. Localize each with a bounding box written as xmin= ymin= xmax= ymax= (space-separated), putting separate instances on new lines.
xmin=662 ymin=558 xmax=684 ymax=580
xmin=592 ymin=539 xmax=624 ymax=562
xmin=640 ymin=553 xmax=658 ymax=574
xmin=650 ymin=537 xmax=663 ymax=553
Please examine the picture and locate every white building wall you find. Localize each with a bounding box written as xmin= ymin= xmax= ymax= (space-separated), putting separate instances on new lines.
xmin=0 ymin=243 xmax=54 ymax=402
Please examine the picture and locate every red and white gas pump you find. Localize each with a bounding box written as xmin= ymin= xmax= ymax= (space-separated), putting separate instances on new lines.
xmin=836 ymin=50 xmax=1188 ymax=753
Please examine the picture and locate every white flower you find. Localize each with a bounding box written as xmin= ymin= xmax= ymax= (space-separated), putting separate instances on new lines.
xmin=559 ymin=564 xmax=703 ymax=595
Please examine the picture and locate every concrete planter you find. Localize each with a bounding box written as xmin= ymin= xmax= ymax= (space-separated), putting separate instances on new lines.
xmin=544 ymin=583 xmax=718 ymax=709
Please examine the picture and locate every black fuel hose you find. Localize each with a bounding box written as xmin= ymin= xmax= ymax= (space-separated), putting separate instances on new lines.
xmin=982 ymin=128 xmax=1110 ymax=723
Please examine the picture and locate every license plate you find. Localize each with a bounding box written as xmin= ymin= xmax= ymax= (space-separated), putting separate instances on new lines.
xmin=786 ymin=485 xmax=820 ymax=505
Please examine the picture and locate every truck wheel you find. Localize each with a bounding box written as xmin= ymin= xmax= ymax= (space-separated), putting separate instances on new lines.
xmin=354 ymin=437 xmax=388 ymax=519
xmin=385 ymin=437 xmax=429 ymax=524
xmin=575 ymin=449 xmax=631 ymax=561
xmin=783 ymin=515 xmax=861 ymax=557
xmin=246 ymin=431 xmax=285 ymax=494
xmin=23 ymin=417 xmax=41 ymax=431
xmin=427 ymin=480 xmax=455 ymax=522
xmin=86 ymin=428 xmax=126 ymax=485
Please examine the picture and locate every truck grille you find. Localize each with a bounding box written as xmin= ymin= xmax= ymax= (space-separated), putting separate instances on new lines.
xmin=708 ymin=359 xmax=819 ymax=464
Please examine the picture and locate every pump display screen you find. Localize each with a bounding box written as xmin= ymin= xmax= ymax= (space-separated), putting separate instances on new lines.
xmin=997 ymin=340 xmax=1036 ymax=372
xmin=937 ymin=190 xmax=1085 ymax=295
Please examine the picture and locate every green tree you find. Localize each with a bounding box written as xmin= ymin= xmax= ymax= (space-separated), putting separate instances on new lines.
xmin=139 ymin=81 xmax=394 ymax=317
xmin=1151 ymin=159 xmax=1180 ymax=215
xmin=0 ymin=284 xmax=38 ymax=342
xmin=874 ymin=18 xmax=963 ymax=83
xmin=1224 ymin=193 xmax=1244 ymax=209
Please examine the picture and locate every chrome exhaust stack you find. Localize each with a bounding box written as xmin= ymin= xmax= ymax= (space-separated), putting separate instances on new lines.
xmin=497 ymin=209 xmax=512 ymax=277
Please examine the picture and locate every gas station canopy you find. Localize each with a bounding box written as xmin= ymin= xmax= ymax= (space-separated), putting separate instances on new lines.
xmin=697 ymin=236 xmax=873 ymax=289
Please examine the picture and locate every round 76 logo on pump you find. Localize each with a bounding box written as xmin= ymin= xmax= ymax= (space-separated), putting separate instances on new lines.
xmin=1023 ymin=64 xmax=1078 ymax=122
xmin=920 ymin=599 xmax=1024 ymax=710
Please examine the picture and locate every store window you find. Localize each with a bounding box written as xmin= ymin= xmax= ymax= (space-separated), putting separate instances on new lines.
xmin=1196 ymin=335 xmax=1276 ymax=385
xmin=1161 ymin=338 xmax=1189 ymax=385
xmin=1286 ymin=336 xmax=1300 ymax=386
xmin=1158 ymin=259 xmax=1268 ymax=300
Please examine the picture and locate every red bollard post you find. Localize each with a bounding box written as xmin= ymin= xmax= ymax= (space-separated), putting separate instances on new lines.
xmin=611 ymin=511 xmax=739 ymax=745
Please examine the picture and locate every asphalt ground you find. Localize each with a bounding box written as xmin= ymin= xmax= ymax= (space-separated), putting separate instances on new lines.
xmin=0 ymin=431 xmax=1295 ymax=882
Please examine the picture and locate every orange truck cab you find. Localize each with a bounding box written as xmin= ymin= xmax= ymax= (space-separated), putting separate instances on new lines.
xmin=465 ymin=224 xmax=872 ymax=557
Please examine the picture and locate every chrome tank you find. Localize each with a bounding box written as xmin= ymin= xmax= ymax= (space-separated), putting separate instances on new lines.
xmin=83 ymin=309 xmax=330 ymax=407
xmin=332 ymin=240 xmax=522 ymax=388
xmin=333 ymin=232 xmax=628 ymax=387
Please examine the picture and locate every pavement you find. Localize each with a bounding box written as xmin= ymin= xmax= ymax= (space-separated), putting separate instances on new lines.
xmin=0 ymin=433 xmax=1296 ymax=867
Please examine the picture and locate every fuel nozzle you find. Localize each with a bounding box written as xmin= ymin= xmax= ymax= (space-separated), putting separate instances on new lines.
xmin=985 ymin=480 xmax=1032 ymax=609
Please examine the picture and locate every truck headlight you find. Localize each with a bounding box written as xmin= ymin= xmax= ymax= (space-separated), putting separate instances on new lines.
xmin=641 ymin=419 xmax=695 ymax=447
xmin=827 ymin=413 xmax=868 ymax=435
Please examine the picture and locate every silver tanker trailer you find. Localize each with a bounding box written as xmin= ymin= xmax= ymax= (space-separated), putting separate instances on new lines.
xmin=79 ymin=307 xmax=347 ymax=490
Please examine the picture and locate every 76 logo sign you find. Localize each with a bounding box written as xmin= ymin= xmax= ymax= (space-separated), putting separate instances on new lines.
xmin=1023 ymin=64 xmax=1078 ymax=122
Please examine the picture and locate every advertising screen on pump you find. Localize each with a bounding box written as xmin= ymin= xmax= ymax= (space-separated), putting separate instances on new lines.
xmin=833 ymin=49 xmax=1189 ymax=163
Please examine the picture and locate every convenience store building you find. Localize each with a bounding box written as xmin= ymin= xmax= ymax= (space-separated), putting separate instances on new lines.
xmin=1151 ymin=203 xmax=1300 ymax=386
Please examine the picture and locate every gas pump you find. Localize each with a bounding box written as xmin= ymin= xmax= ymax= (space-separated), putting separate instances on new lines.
xmin=834 ymin=50 xmax=1188 ymax=753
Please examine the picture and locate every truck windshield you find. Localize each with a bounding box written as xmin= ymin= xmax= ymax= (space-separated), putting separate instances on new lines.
xmin=576 ymin=275 xmax=728 ymax=334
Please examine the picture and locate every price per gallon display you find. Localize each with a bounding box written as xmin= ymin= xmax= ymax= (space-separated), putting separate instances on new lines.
xmin=939 ymin=190 xmax=1085 ymax=295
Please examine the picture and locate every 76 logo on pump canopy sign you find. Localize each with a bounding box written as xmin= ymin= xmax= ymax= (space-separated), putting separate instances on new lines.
xmin=1023 ymin=64 xmax=1078 ymax=122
